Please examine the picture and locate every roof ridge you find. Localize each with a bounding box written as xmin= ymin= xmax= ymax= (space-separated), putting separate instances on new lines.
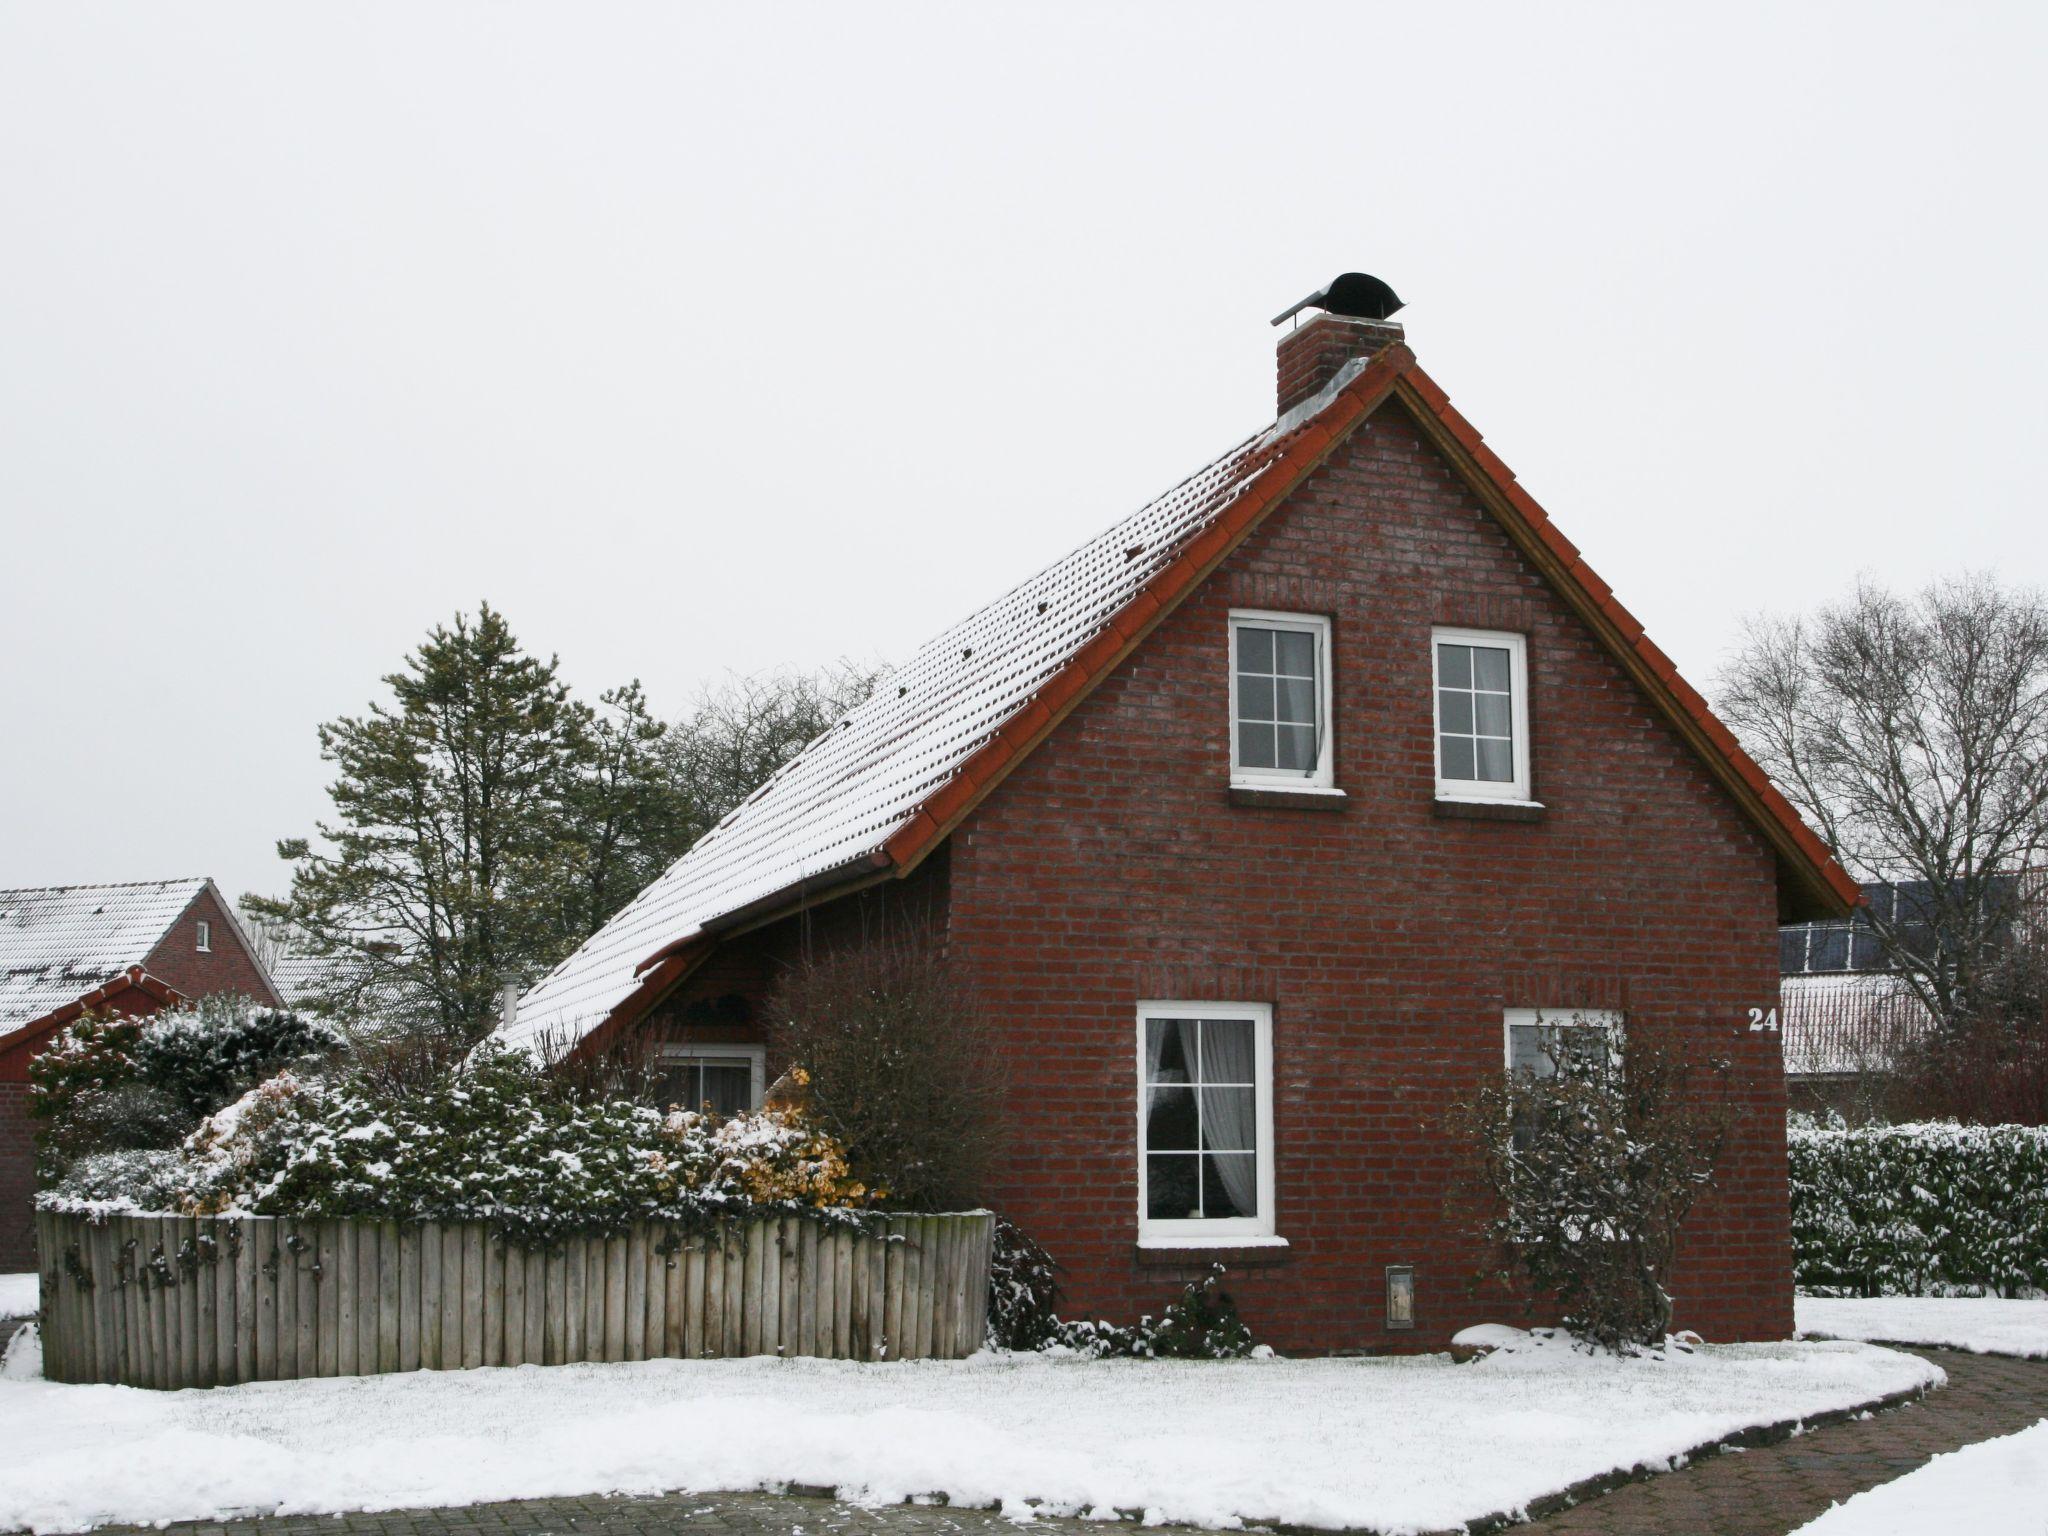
xmin=0 ymin=876 xmax=208 ymax=899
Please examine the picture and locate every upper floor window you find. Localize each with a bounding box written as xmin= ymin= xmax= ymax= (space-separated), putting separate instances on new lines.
xmin=1138 ymin=1001 xmax=1276 ymax=1245
xmin=1432 ymin=628 xmax=1529 ymax=803
xmin=195 ymin=920 xmax=212 ymax=953
xmin=1230 ymin=611 xmax=1333 ymax=789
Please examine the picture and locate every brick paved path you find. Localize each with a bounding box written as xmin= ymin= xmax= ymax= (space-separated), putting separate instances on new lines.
xmin=67 ymin=1348 xmax=2048 ymax=1536
xmin=1521 ymin=1347 xmax=2048 ymax=1534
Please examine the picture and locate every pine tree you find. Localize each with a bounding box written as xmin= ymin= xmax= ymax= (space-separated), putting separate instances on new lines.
xmin=250 ymin=605 xmax=589 ymax=1044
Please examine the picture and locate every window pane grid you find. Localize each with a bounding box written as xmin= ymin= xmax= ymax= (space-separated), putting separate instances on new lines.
xmin=1235 ymin=620 xmax=1322 ymax=775
xmin=1145 ymin=1015 xmax=1258 ymax=1221
xmin=1437 ymin=641 xmax=1515 ymax=785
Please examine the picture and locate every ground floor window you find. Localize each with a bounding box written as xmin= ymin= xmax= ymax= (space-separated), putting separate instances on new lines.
xmin=1137 ymin=1001 xmax=1275 ymax=1244
xmin=1504 ymin=1006 xmax=1623 ymax=1077
xmin=655 ymin=1043 xmax=766 ymax=1116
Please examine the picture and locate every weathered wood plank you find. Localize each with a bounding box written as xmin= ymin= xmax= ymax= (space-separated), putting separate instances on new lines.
xmin=380 ymin=1220 xmax=403 ymax=1374
xmin=835 ymin=1225 xmax=857 ymax=1359
xmin=461 ymin=1224 xmax=485 ymax=1370
xmin=870 ymin=1218 xmax=891 ymax=1361
xmin=586 ymin=1238 xmax=608 ymax=1364
xmin=416 ymin=1221 xmax=440 ymax=1370
xmin=316 ymin=1221 xmax=340 ymax=1378
xmin=724 ymin=1228 xmax=749 ymax=1359
xmin=333 ymin=1220 xmax=356 ymax=1378
xmin=661 ymin=1231 xmax=684 ymax=1359
xmin=777 ymin=1217 xmax=799 ymax=1358
xmin=233 ymin=1220 xmax=257 ymax=1386
xmin=643 ymin=1236 xmax=667 ymax=1368
xmin=293 ymin=1220 xmax=319 ymax=1380
xmin=213 ymin=1218 xmax=238 ymax=1385
xmin=528 ymin=1245 xmax=552 ymax=1368
xmin=185 ymin=1218 xmax=214 ymax=1388
xmin=354 ymin=1220 xmax=378 ymax=1376
xmin=684 ymin=1236 xmax=708 ymax=1359
xmin=500 ymin=1240 xmax=525 ymax=1368
xmin=623 ymin=1226 xmax=647 ymax=1362
xmin=602 ymin=1233 xmax=627 ymax=1364
xmin=442 ymin=1223 xmax=467 ymax=1371
xmin=483 ymin=1231 xmax=505 ymax=1368
xmin=935 ymin=1219 xmax=958 ymax=1359
xmin=397 ymin=1228 xmax=421 ymax=1368
xmin=255 ymin=1223 xmax=279 ymax=1383
xmin=705 ymin=1235 xmax=721 ymax=1359
xmin=561 ymin=1237 xmax=585 ymax=1364
xmin=793 ymin=1219 xmax=817 ymax=1358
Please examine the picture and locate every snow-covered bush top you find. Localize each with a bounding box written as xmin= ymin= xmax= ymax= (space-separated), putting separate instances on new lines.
xmin=1788 ymin=1116 xmax=2048 ymax=1297
xmin=29 ymin=995 xmax=345 ymax=1180
xmin=37 ymin=1045 xmax=871 ymax=1245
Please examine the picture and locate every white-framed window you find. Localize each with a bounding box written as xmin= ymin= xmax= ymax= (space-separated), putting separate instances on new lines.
xmin=1503 ymin=1006 xmax=1623 ymax=1077
xmin=1230 ymin=610 xmax=1334 ymax=789
xmin=1137 ymin=1000 xmax=1276 ymax=1245
xmin=195 ymin=920 xmax=212 ymax=953
xmin=1432 ymin=627 xmax=1530 ymax=802
xmin=655 ymin=1043 xmax=766 ymax=1117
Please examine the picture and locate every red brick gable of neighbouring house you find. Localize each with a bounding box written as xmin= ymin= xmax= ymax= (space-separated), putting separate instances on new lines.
xmin=0 ymin=879 xmax=281 ymax=1273
xmin=502 ymin=295 xmax=1854 ymax=1352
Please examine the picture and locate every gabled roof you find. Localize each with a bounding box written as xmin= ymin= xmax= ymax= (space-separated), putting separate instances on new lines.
xmin=0 ymin=877 xmax=209 ymax=1042
xmin=505 ymin=341 xmax=1858 ymax=1053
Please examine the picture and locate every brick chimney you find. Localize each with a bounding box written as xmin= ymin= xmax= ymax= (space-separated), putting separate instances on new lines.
xmin=1276 ymin=311 xmax=1404 ymax=417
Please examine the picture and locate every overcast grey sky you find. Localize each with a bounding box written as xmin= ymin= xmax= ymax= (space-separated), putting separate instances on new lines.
xmin=3 ymin=2 xmax=2043 ymax=910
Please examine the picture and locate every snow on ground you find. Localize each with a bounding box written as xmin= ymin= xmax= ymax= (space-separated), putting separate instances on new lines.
xmin=1797 ymin=1297 xmax=2048 ymax=1360
xmin=1788 ymin=1415 xmax=2048 ymax=1535
xmin=0 ymin=1326 xmax=1938 ymax=1536
xmin=0 ymin=1274 xmax=34 ymax=1320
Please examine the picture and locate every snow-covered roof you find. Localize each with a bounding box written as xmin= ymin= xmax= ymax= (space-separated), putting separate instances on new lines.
xmin=1780 ymin=972 xmax=1933 ymax=1077
xmin=504 ymin=419 xmax=1308 ymax=1050
xmin=503 ymin=333 xmax=1858 ymax=1055
xmin=0 ymin=878 xmax=208 ymax=1041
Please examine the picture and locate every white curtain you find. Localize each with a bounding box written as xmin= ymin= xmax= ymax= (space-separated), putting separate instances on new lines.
xmin=1200 ymin=1020 xmax=1258 ymax=1218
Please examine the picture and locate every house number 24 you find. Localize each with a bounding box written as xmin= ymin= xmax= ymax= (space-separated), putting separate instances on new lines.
xmin=1747 ymin=1007 xmax=1780 ymax=1033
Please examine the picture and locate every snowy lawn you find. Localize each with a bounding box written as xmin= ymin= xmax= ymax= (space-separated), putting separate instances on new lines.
xmin=1797 ymin=1296 xmax=2048 ymax=1359
xmin=0 ymin=1326 xmax=1939 ymax=1536
xmin=1788 ymin=1415 xmax=2048 ymax=1535
xmin=0 ymin=1275 xmax=33 ymax=1321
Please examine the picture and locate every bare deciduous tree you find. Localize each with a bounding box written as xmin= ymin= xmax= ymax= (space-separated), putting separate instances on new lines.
xmin=1719 ymin=574 xmax=2048 ymax=1033
xmin=766 ymin=936 xmax=1005 ymax=1211
xmin=661 ymin=661 xmax=885 ymax=838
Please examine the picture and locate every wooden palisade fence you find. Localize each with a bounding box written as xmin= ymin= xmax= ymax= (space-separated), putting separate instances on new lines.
xmin=34 ymin=1209 xmax=994 ymax=1388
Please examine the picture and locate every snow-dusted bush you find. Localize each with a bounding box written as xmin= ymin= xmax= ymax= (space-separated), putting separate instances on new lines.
xmin=1788 ymin=1117 xmax=2048 ymax=1296
xmin=41 ymin=1149 xmax=185 ymax=1214
xmin=987 ymin=1215 xmax=1063 ymax=1351
xmin=29 ymin=998 xmax=343 ymax=1180
xmin=1053 ymin=1266 xmax=1256 ymax=1359
xmin=1448 ymin=1033 xmax=1733 ymax=1352
xmin=101 ymin=1044 xmax=873 ymax=1244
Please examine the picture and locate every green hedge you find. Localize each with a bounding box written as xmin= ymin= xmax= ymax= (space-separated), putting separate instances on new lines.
xmin=1788 ymin=1119 xmax=2048 ymax=1296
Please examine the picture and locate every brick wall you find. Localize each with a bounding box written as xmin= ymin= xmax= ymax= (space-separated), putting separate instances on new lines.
xmin=0 ymin=1084 xmax=31 ymax=1275
xmin=942 ymin=399 xmax=1793 ymax=1352
xmin=142 ymin=886 xmax=282 ymax=1007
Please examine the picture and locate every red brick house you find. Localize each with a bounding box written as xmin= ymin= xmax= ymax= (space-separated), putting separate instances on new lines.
xmin=500 ymin=284 xmax=1857 ymax=1351
xmin=0 ymin=878 xmax=282 ymax=1272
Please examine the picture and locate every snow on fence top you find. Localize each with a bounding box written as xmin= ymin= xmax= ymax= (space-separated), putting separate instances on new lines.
xmin=0 ymin=877 xmax=208 ymax=1041
xmin=504 ymin=423 xmax=1306 ymax=1051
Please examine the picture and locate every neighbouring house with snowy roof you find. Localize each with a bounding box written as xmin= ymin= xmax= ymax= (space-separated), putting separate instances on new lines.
xmin=0 ymin=878 xmax=281 ymax=1270
xmin=497 ymin=281 xmax=1857 ymax=1351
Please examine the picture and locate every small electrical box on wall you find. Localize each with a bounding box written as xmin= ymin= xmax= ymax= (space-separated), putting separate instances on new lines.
xmin=1385 ymin=1265 xmax=1415 ymax=1330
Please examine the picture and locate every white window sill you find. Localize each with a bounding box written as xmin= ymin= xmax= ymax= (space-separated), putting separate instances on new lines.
xmin=1230 ymin=780 xmax=1344 ymax=796
xmin=1433 ymin=795 xmax=1546 ymax=823
xmin=1136 ymin=1234 xmax=1290 ymax=1251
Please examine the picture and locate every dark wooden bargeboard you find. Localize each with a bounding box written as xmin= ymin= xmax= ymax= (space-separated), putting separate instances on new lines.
xmin=31 ymin=1209 xmax=994 ymax=1388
